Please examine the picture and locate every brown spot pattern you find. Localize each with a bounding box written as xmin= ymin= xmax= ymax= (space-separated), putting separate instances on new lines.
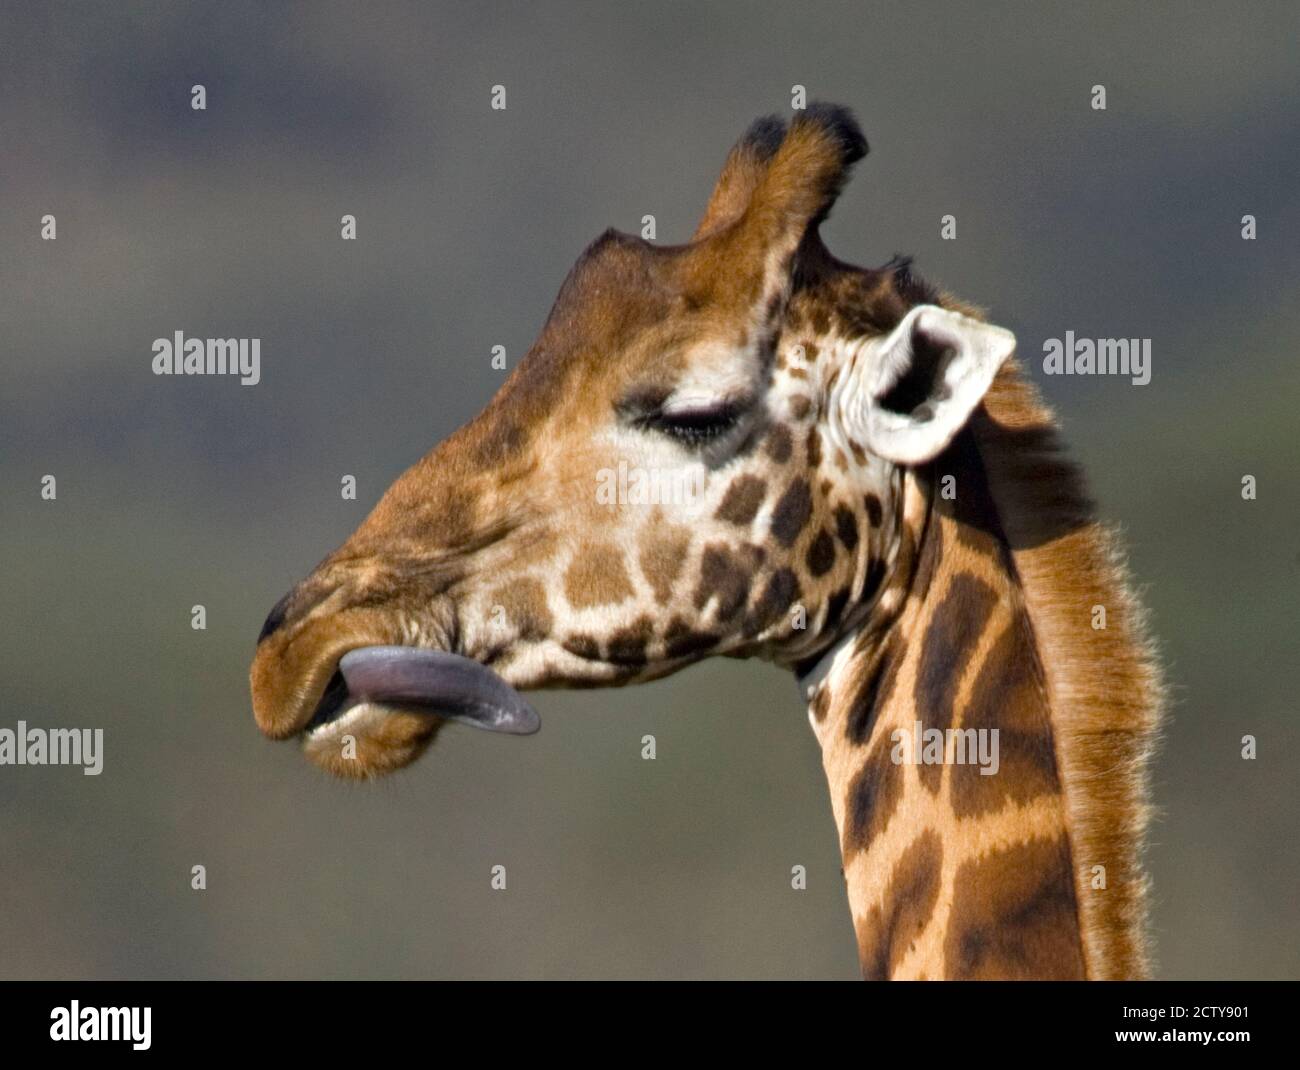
xmin=805 ymin=529 xmax=836 ymax=577
xmin=607 ymin=616 xmax=655 ymax=667
xmin=824 ymin=585 xmax=851 ymax=630
xmin=857 ymin=831 xmax=943 ymax=980
xmin=747 ymin=567 xmax=800 ymax=635
xmin=944 ymin=836 xmax=1086 ymax=980
xmin=694 ymin=544 xmax=759 ymax=622
xmin=863 ymin=493 xmax=883 ymax=528
xmin=845 ymin=631 xmax=904 ymax=744
xmin=859 ymin=556 xmax=886 ymax=604
xmin=770 ymin=479 xmax=813 ymax=547
xmin=913 ymin=572 xmax=997 ymax=792
xmin=563 ymin=634 xmax=600 ymax=661
xmin=714 ymin=476 xmax=767 ymax=527
xmin=843 ymin=737 xmax=904 ymax=859
xmin=564 ymin=542 xmax=634 ymax=609
xmin=952 ymin=619 xmax=1062 ymax=818
xmin=833 ymin=504 xmax=859 ymax=551
xmin=911 ymin=513 xmax=944 ymax=604
xmin=663 ymin=617 xmax=720 ymax=659
xmin=490 ymin=577 xmax=553 ymax=641
xmin=638 ymin=526 xmax=690 ymax=605
xmin=765 ymin=424 xmax=793 ymax=463
xmin=805 ymin=427 xmax=822 ymax=467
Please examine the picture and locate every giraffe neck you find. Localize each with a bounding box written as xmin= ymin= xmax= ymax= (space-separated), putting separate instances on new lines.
xmin=805 ymin=429 xmax=1088 ymax=980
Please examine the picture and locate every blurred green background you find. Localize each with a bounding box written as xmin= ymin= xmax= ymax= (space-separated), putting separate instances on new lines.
xmin=2 ymin=1 xmax=1297 ymax=979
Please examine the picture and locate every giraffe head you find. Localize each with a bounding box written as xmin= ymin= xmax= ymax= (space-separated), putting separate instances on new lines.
xmin=250 ymin=104 xmax=1015 ymax=778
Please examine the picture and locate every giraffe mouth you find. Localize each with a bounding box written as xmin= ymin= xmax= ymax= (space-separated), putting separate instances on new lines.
xmin=303 ymin=646 xmax=542 ymax=739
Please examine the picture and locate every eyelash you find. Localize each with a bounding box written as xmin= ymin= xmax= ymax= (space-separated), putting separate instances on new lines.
xmin=641 ymin=405 xmax=743 ymax=446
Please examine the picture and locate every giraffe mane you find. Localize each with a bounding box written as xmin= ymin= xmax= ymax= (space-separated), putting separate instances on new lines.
xmin=965 ymin=351 xmax=1165 ymax=979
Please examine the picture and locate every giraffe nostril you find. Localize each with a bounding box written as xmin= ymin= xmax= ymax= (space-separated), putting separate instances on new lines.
xmin=257 ymin=589 xmax=295 ymax=644
xmin=258 ymin=576 xmax=344 ymax=645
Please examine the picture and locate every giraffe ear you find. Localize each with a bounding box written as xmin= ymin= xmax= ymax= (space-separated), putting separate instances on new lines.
xmin=836 ymin=304 xmax=1016 ymax=466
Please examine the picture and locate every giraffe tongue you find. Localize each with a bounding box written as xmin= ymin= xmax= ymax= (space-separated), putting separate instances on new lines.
xmin=337 ymin=646 xmax=541 ymax=735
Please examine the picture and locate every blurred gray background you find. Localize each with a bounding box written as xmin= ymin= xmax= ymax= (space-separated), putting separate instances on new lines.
xmin=2 ymin=1 xmax=1297 ymax=979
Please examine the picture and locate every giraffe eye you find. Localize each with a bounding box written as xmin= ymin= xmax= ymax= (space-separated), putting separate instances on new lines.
xmin=642 ymin=404 xmax=743 ymax=446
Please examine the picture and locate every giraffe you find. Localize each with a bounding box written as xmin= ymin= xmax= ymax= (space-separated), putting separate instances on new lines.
xmin=250 ymin=104 xmax=1162 ymax=980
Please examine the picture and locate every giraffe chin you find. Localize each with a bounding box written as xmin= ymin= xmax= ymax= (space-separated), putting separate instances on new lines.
xmin=302 ymin=702 xmax=443 ymax=779
xmin=298 ymin=646 xmax=542 ymax=779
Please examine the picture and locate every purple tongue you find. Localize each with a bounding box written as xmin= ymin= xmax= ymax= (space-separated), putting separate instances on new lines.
xmin=338 ymin=646 xmax=541 ymax=735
